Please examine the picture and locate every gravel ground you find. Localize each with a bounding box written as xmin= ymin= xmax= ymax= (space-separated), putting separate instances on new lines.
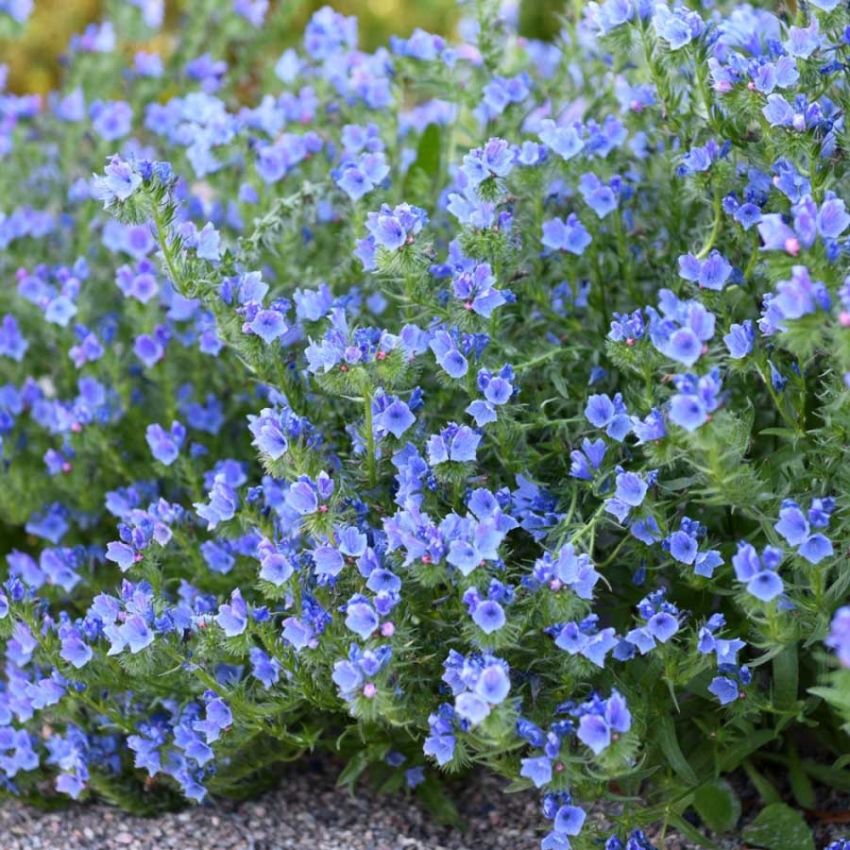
xmin=0 ymin=758 xmax=846 ymax=850
xmin=0 ymin=758 xmax=662 ymax=850
xmin=0 ymin=759 xmax=545 ymax=850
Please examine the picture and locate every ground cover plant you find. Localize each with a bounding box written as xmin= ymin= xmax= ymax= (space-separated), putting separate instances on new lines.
xmin=1 ymin=0 xmax=850 ymax=847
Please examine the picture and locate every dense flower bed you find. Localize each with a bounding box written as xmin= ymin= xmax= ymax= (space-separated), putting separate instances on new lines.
xmin=1 ymin=0 xmax=850 ymax=846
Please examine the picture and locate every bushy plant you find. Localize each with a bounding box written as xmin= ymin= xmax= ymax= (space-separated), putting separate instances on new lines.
xmin=1 ymin=0 xmax=850 ymax=846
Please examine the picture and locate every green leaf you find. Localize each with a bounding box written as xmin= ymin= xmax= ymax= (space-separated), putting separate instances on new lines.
xmin=743 ymin=760 xmax=781 ymax=805
xmin=692 ymin=778 xmax=741 ymax=833
xmin=416 ymin=778 xmax=462 ymax=827
xmin=741 ymin=803 xmax=814 ymax=850
xmin=772 ymin=644 xmax=799 ymax=711
xmin=788 ymin=744 xmax=816 ymax=810
xmin=668 ymin=814 xmax=722 ymax=850
xmin=402 ymin=123 xmax=442 ymax=205
xmin=657 ymin=715 xmax=698 ymax=786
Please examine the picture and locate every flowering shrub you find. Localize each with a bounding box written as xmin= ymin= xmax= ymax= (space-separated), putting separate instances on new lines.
xmin=2 ymin=0 xmax=850 ymax=846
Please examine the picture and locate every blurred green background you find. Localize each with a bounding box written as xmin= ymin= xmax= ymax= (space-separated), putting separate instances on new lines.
xmin=3 ymin=0 xmax=566 ymax=94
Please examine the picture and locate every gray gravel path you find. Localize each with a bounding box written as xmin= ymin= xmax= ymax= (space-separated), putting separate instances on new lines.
xmin=0 ymin=759 xmax=546 ymax=850
xmin=1 ymin=758 xmax=846 ymax=850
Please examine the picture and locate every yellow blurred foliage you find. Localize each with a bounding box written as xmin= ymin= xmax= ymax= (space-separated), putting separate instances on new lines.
xmin=2 ymin=0 xmax=461 ymax=94
xmin=3 ymin=0 xmax=100 ymax=93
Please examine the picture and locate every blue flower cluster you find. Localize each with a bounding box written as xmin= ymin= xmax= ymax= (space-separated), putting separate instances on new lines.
xmin=0 ymin=0 xmax=849 ymax=845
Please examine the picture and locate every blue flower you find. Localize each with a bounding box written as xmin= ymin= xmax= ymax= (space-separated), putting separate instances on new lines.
xmin=105 ymin=541 xmax=137 ymax=571
xmin=605 ymin=469 xmax=652 ymax=522
xmin=285 ymin=472 xmax=334 ymax=515
xmin=538 ymin=119 xmax=584 ymax=160
xmin=541 ymin=215 xmax=592 ymax=256
xmin=248 ymin=309 xmax=287 ymax=344
xmin=145 ymin=421 xmax=186 ymax=466
xmin=578 ymin=172 xmax=618 ymax=218
xmin=760 ymin=266 xmax=830 ymax=334
xmin=569 ymin=438 xmax=606 ymax=480
xmin=648 ymin=290 xmax=715 ymax=367
xmin=216 ymin=589 xmax=248 ymax=637
xmin=732 ymin=542 xmax=784 ymax=601
xmin=584 ymin=393 xmax=631 ymax=441
xmin=575 ymin=690 xmax=631 ymax=755
xmin=90 ymin=100 xmax=133 ymax=140
xmin=344 ymin=597 xmax=379 ymax=639
xmin=474 ymin=663 xmax=510 ymax=704
xmin=429 ymin=330 xmax=469 ymax=378
xmin=784 ymin=20 xmax=822 ymax=59
xmin=724 ymin=321 xmax=754 ymax=359
xmin=92 ymin=155 xmax=143 ymax=206
xmin=426 ymin=423 xmax=481 ymax=465
xmin=520 ymin=755 xmax=552 ymax=788
xmin=375 ymin=397 xmax=415 ymax=439
xmin=668 ymin=369 xmax=722 ymax=432
xmin=708 ymin=676 xmax=739 ymax=705
xmin=653 ymin=3 xmax=704 ymax=50
xmin=59 ymin=626 xmax=93 ymax=669
xmin=461 ymin=138 xmax=516 ymax=186
xmin=616 ymin=471 xmax=647 ymax=506
xmin=470 ymin=599 xmax=506 ymax=634
xmin=553 ymin=804 xmax=586 ymax=837
xmin=774 ymin=498 xmax=834 ymax=565
xmin=113 ymin=615 xmax=154 ymax=655
xmin=678 ymin=251 xmax=732 ymax=291
xmin=249 ymin=647 xmax=281 ymax=689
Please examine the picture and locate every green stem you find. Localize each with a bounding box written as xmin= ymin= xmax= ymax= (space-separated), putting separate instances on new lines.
xmin=363 ymin=389 xmax=377 ymax=489
xmin=614 ymin=209 xmax=638 ymax=304
xmin=695 ymin=186 xmax=722 ymax=260
xmin=152 ymin=205 xmax=182 ymax=292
